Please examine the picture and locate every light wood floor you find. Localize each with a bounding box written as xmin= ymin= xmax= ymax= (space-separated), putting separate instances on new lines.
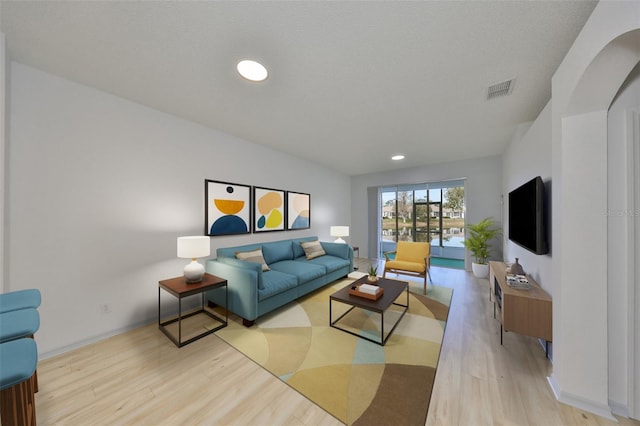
xmin=32 ymin=260 xmax=640 ymax=425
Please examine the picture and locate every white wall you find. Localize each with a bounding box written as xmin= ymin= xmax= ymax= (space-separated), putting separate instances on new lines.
xmin=607 ymin=64 xmax=640 ymax=416
xmin=350 ymin=155 xmax=503 ymax=266
xmin=6 ymin=62 xmax=351 ymax=357
xmin=502 ymin=101 xmax=552 ymax=291
xmin=549 ymin=1 xmax=640 ymax=419
xmin=1 ymin=33 xmax=5 ymax=292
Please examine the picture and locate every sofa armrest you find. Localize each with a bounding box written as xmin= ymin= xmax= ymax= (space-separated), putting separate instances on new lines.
xmin=216 ymin=257 xmax=265 ymax=287
xmin=320 ymin=242 xmax=353 ymax=260
xmin=205 ymin=260 xmax=260 ymax=321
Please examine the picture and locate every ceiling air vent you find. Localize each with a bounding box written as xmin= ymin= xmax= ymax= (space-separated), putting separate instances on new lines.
xmin=486 ymin=78 xmax=515 ymax=100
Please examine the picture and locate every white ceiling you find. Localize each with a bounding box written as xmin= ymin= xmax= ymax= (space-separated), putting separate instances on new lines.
xmin=0 ymin=0 xmax=597 ymax=176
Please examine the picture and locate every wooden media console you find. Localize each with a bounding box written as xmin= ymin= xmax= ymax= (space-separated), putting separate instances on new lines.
xmin=489 ymin=261 xmax=552 ymax=356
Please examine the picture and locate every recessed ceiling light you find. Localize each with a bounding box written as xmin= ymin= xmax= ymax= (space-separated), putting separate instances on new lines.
xmin=391 ymin=155 xmax=405 ymax=161
xmin=237 ymin=60 xmax=268 ymax=82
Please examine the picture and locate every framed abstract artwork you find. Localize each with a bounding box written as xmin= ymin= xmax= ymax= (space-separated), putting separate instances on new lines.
xmin=205 ymin=180 xmax=252 ymax=236
xmin=253 ymin=187 xmax=285 ymax=232
xmin=286 ymin=191 xmax=310 ymax=230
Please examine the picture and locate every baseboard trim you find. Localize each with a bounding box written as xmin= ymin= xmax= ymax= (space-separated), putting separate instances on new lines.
xmin=40 ymin=318 xmax=155 ymax=360
xmin=609 ymin=400 xmax=630 ymax=419
xmin=547 ymin=374 xmax=617 ymax=421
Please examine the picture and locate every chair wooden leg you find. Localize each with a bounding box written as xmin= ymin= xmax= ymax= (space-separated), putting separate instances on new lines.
xmin=423 ymin=275 xmax=427 ymax=295
xmin=0 ymin=373 xmax=37 ymax=426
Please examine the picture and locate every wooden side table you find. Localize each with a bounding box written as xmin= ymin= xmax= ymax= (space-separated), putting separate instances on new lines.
xmin=158 ymin=273 xmax=227 ymax=347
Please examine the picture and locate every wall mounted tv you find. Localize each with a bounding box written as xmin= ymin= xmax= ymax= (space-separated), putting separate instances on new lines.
xmin=508 ymin=176 xmax=549 ymax=255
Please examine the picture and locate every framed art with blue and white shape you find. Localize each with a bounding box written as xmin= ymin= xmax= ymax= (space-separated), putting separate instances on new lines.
xmin=205 ymin=180 xmax=251 ymax=236
xmin=286 ymin=191 xmax=310 ymax=230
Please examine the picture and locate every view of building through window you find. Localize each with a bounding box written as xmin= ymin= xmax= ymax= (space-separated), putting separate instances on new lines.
xmin=379 ymin=182 xmax=465 ymax=260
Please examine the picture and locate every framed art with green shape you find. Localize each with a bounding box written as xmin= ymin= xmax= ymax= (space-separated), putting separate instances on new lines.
xmin=286 ymin=191 xmax=310 ymax=230
xmin=205 ymin=180 xmax=251 ymax=236
xmin=253 ymin=186 xmax=285 ymax=232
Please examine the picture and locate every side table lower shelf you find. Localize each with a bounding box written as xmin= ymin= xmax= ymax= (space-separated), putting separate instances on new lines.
xmin=158 ymin=273 xmax=228 ymax=348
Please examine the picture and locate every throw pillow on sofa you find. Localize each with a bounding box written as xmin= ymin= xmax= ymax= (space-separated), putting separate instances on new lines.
xmin=300 ymin=240 xmax=326 ymax=260
xmin=235 ymin=248 xmax=270 ymax=271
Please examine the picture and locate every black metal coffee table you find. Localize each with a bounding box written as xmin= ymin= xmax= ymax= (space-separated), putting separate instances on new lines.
xmin=329 ymin=275 xmax=409 ymax=346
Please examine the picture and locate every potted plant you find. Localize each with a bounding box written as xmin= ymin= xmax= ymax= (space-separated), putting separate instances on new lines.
xmin=463 ymin=217 xmax=501 ymax=278
xmin=367 ymin=264 xmax=378 ymax=283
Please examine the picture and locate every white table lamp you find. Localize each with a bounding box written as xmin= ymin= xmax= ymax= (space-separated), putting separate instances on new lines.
xmin=330 ymin=226 xmax=349 ymax=244
xmin=177 ymin=236 xmax=210 ymax=283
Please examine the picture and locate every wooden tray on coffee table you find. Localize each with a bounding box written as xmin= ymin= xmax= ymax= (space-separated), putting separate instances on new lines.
xmin=349 ymin=284 xmax=384 ymax=300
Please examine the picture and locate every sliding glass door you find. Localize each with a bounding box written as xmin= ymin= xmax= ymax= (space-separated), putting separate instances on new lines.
xmin=378 ymin=180 xmax=465 ymax=261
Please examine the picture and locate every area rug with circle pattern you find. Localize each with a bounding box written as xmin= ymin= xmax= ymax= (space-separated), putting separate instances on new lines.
xmin=216 ymin=276 xmax=453 ymax=425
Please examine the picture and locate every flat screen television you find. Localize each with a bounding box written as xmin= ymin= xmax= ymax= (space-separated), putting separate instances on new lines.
xmin=508 ymin=176 xmax=549 ymax=255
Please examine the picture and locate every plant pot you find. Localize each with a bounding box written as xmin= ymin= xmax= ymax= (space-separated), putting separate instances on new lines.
xmin=367 ymin=275 xmax=379 ymax=284
xmin=471 ymin=262 xmax=489 ymax=278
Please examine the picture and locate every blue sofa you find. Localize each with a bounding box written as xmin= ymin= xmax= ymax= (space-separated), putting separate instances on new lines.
xmin=205 ymin=236 xmax=353 ymax=326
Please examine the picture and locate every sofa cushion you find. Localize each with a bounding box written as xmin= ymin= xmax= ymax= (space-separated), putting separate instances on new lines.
xmin=262 ymin=240 xmax=294 ymax=264
xmin=259 ymin=270 xmax=298 ymax=300
xmin=235 ymin=248 xmax=270 ymax=271
xmin=269 ymin=260 xmax=326 ymax=284
xmin=297 ymin=255 xmax=350 ymax=273
xmin=300 ymin=240 xmax=326 ymax=259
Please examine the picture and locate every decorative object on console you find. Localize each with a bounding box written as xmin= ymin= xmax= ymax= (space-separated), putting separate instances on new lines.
xmin=463 ymin=217 xmax=501 ymax=278
xmin=506 ymin=274 xmax=531 ymax=290
xmin=177 ymin=236 xmax=210 ymax=283
xmin=205 ymin=180 xmax=251 ymax=236
xmin=506 ymin=258 xmax=524 ymax=275
xmin=253 ymin=187 xmax=285 ymax=232
xmin=330 ymin=226 xmax=349 ymax=243
xmin=286 ymin=191 xmax=310 ymax=230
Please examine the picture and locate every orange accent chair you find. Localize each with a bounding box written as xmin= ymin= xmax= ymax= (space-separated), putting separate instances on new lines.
xmin=383 ymin=241 xmax=432 ymax=294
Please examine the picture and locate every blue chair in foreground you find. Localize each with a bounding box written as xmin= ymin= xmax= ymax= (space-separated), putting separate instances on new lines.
xmin=0 ymin=289 xmax=41 ymax=313
xmin=0 ymin=289 xmax=41 ymax=393
xmin=0 ymin=309 xmax=40 ymax=343
xmin=0 ymin=338 xmax=38 ymax=425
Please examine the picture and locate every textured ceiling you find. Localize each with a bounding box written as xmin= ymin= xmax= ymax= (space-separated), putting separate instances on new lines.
xmin=0 ymin=1 xmax=598 ymax=176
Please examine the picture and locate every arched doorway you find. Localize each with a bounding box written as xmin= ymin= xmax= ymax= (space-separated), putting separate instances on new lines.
xmin=552 ymin=26 xmax=640 ymax=420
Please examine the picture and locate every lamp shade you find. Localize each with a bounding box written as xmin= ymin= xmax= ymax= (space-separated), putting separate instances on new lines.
xmin=330 ymin=226 xmax=349 ymax=237
xmin=177 ymin=236 xmax=210 ymax=259
xmin=330 ymin=226 xmax=349 ymax=244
